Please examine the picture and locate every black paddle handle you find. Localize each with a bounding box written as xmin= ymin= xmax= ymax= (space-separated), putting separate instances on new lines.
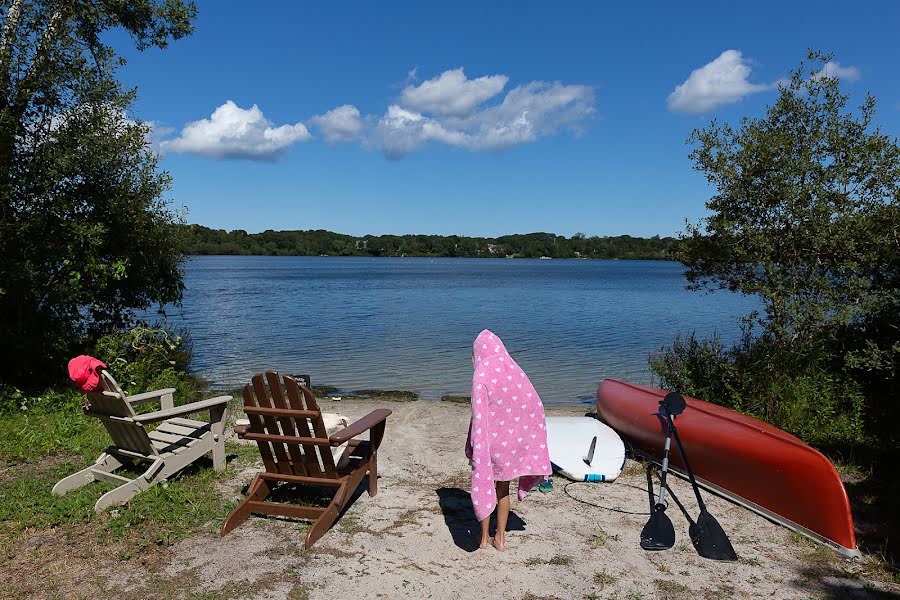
xmin=662 ymin=405 xmax=708 ymax=513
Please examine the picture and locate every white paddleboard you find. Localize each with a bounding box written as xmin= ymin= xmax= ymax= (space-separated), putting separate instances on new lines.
xmin=545 ymin=416 xmax=626 ymax=482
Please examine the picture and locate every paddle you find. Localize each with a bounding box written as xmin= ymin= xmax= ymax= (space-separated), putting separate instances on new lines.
xmin=640 ymin=462 xmax=675 ymax=550
xmin=639 ymin=393 xmax=684 ymax=551
xmin=661 ymin=393 xmax=738 ymax=562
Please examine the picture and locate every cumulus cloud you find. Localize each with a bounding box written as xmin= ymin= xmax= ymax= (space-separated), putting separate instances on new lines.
xmin=161 ymin=69 xmax=595 ymax=161
xmin=667 ymin=50 xmax=772 ymax=114
xmin=811 ymin=61 xmax=861 ymax=82
xmin=160 ymin=100 xmax=311 ymax=160
xmin=370 ymin=78 xmax=594 ymax=159
xmin=400 ymin=68 xmax=509 ymax=116
xmin=308 ymin=104 xmax=363 ymax=143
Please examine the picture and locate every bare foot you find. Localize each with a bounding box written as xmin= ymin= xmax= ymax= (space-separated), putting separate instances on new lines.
xmin=492 ymin=536 xmax=506 ymax=551
xmin=479 ymin=537 xmax=492 ymax=550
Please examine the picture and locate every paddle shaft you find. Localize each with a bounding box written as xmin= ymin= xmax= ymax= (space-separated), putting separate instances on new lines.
xmin=656 ymin=414 xmax=674 ymax=506
xmin=664 ymin=409 xmax=708 ymax=513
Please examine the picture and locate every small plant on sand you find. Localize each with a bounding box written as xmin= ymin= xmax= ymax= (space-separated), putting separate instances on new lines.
xmin=593 ymin=570 xmax=617 ymax=590
xmin=587 ymin=527 xmax=621 ymax=549
xmin=652 ymin=579 xmax=691 ymax=600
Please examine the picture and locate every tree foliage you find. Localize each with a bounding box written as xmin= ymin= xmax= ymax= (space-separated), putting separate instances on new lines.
xmin=0 ymin=0 xmax=196 ymax=386
xmin=657 ymin=51 xmax=900 ymax=460
xmin=182 ymin=225 xmax=678 ymax=260
xmin=681 ymin=51 xmax=900 ymax=347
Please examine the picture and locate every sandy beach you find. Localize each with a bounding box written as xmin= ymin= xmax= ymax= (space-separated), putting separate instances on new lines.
xmin=4 ymin=396 xmax=898 ymax=600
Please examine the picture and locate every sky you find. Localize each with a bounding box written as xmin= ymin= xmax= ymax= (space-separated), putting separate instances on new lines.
xmin=113 ymin=1 xmax=900 ymax=238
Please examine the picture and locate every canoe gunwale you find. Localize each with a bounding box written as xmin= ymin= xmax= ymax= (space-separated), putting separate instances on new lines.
xmin=631 ymin=447 xmax=863 ymax=560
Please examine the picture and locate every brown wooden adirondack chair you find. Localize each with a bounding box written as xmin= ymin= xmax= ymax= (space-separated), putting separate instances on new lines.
xmin=52 ymin=370 xmax=231 ymax=511
xmin=221 ymin=371 xmax=390 ymax=547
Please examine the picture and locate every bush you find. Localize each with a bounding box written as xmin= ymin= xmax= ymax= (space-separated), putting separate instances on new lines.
xmin=90 ymin=323 xmax=202 ymax=404
xmin=649 ymin=333 xmax=868 ymax=450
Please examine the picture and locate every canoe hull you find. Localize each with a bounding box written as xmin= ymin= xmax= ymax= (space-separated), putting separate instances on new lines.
xmin=596 ymin=379 xmax=860 ymax=558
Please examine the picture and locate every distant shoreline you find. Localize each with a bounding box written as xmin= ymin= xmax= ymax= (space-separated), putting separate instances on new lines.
xmin=182 ymin=224 xmax=679 ymax=261
xmin=186 ymin=254 xmax=678 ymax=261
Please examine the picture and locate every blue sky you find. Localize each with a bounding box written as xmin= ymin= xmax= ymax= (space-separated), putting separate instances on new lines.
xmin=115 ymin=1 xmax=900 ymax=238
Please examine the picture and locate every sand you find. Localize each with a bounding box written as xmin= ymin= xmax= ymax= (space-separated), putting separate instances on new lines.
xmin=9 ymin=397 xmax=900 ymax=599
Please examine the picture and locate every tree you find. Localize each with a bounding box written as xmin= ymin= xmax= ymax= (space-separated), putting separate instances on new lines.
xmin=680 ymin=51 xmax=900 ymax=350
xmin=0 ymin=1 xmax=196 ymax=386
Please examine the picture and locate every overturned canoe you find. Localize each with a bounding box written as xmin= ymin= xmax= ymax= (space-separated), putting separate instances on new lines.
xmin=596 ymin=378 xmax=860 ymax=558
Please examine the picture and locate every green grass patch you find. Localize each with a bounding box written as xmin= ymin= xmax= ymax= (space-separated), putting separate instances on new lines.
xmin=0 ymin=397 xmax=249 ymax=556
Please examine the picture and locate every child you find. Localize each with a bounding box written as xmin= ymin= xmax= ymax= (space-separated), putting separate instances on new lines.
xmin=465 ymin=329 xmax=551 ymax=550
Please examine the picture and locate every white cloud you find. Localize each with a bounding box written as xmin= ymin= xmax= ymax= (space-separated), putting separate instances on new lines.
xmin=811 ymin=61 xmax=861 ymax=82
xmin=160 ymin=100 xmax=311 ymax=160
xmin=667 ymin=50 xmax=772 ymax=114
xmin=370 ymin=80 xmax=594 ymax=159
xmin=309 ymin=105 xmax=363 ymax=143
xmin=161 ymin=70 xmax=595 ymax=161
xmin=400 ymin=68 xmax=508 ymax=116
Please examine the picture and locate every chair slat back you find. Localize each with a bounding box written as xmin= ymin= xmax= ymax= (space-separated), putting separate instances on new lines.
xmin=84 ymin=371 xmax=157 ymax=457
xmin=243 ymin=371 xmax=338 ymax=479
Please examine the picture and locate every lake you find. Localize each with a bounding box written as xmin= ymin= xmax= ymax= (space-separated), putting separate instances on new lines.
xmin=159 ymin=256 xmax=756 ymax=406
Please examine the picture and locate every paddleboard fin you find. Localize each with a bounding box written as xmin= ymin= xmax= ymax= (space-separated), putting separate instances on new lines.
xmin=583 ymin=436 xmax=597 ymax=466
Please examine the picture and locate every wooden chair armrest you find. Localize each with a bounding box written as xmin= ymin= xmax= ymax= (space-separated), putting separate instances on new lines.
xmin=125 ymin=387 xmax=177 ymax=408
xmin=133 ymin=395 xmax=232 ymax=424
xmin=329 ymin=409 xmax=392 ymax=445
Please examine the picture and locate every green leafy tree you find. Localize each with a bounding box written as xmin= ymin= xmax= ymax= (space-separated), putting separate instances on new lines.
xmin=681 ymin=51 xmax=900 ymax=349
xmin=0 ymin=0 xmax=196 ymax=386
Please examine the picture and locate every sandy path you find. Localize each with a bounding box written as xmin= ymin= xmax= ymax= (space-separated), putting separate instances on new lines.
xmin=97 ymin=398 xmax=897 ymax=600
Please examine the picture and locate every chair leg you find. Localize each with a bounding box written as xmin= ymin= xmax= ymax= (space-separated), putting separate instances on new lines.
xmin=93 ymin=459 xmax=163 ymax=512
xmin=368 ymin=450 xmax=378 ymax=497
xmin=221 ymin=474 xmax=272 ymax=536
xmin=52 ymin=452 xmax=123 ymax=496
xmin=210 ymin=405 xmax=228 ymax=471
xmin=305 ymin=482 xmax=347 ymax=548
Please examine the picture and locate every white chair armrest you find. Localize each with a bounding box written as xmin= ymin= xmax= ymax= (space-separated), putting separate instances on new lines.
xmin=125 ymin=387 xmax=177 ymax=409
xmin=133 ymin=395 xmax=232 ymax=424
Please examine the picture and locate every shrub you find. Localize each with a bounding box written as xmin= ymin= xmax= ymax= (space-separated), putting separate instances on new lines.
xmin=90 ymin=323 xmax=202 ymax=404
xmin=649 ymin=333 xmax=868 ymax=451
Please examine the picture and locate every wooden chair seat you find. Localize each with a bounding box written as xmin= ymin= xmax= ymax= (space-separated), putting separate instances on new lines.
xmin=221 ymin=371 xmax=390 ymax=548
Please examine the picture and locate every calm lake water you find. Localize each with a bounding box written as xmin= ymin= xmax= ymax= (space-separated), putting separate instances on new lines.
xmin=159 ymin=256 xmax=756 ymax=406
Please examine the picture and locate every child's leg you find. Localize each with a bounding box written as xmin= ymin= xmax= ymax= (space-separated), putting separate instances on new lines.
xmin=479 ymin=514 xmax=491 ymax=549
xmin=493 ymin=480 xmax=510 ymax=550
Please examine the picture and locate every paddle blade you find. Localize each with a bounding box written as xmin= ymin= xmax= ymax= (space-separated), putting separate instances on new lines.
xmin=662 ymin=392 xmax=687 ymax=416
xmin=640 ymin=505 xmax=675 ymax=551
xmin=689 ymin=511 xmax=737 ymax=561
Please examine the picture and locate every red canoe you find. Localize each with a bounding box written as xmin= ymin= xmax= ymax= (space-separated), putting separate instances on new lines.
xmin=596 ymin=379 xmax=859 ymax=558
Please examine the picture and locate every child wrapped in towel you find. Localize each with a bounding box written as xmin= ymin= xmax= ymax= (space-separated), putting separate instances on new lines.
xmin=465 ymin=329 xmax=551 ymax=550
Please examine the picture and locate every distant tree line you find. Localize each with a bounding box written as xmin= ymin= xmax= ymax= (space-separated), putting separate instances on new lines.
xmin=181 ymin=225 xmax=678 ymax=260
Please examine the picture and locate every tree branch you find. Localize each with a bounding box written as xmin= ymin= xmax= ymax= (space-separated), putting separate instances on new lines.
xmin=9 ymin=2 xmax=71 ymax=121
xmin=0 ymin=0 xmax=25 ymax=107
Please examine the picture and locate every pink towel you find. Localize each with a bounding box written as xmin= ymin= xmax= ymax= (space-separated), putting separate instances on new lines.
xmin=465 ymin=329 xmax=551 ymax=522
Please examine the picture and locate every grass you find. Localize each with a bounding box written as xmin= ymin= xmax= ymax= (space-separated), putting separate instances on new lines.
xmin=0 ymin=400 xmax=248 ymax=560
xmin=652 ymin=579 xmax=692 ymax=600
xmin=586 ymin=526 xmax=621 ymax=549
xmin=593 ymin=570 xmax=617 ymax=590
xmin=524 ymin=554 xmax=574 ymax=567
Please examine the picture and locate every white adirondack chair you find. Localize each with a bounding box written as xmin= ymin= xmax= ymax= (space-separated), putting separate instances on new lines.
xmin=52 ymin=370 xmax=231 ymax=512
